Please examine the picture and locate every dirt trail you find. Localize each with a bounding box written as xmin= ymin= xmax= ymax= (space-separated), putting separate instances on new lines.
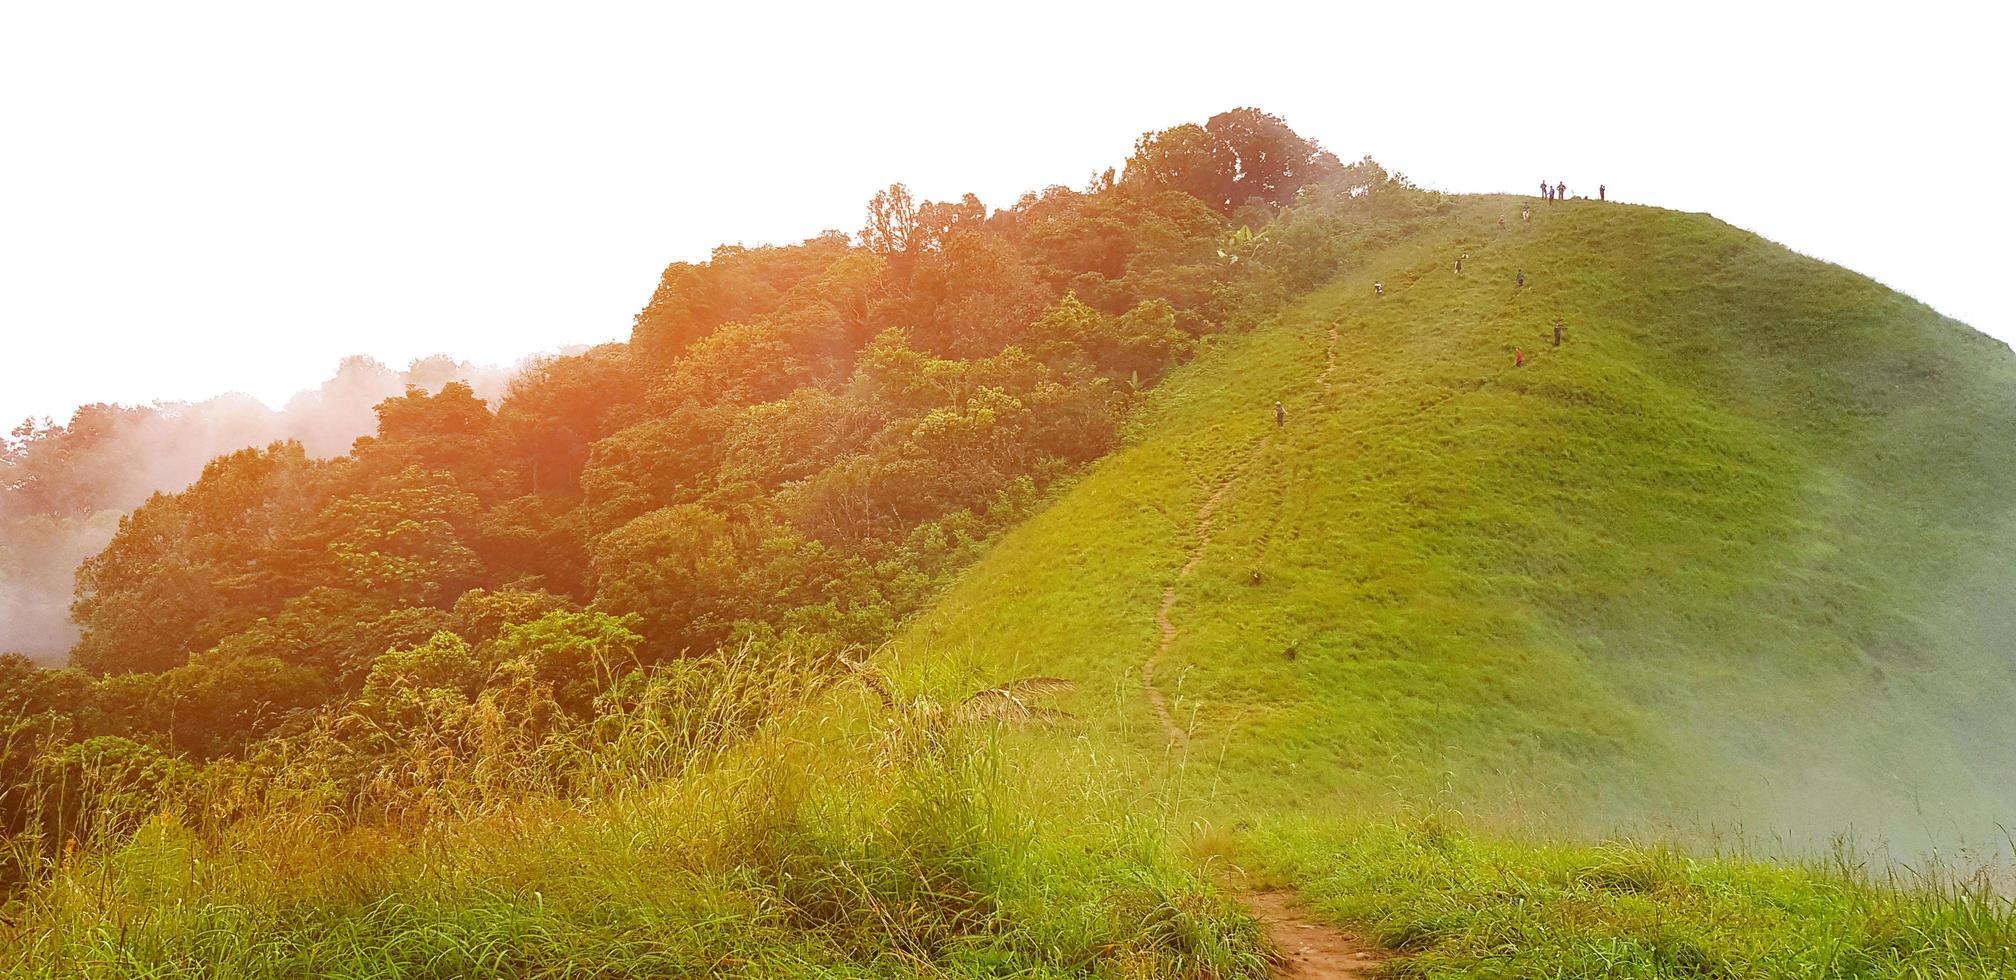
xmin=1142 ymin=323 xmax=1380 ymax=976
xmin=1241 ymin=890 xmax=1385 ymax=979
xmin=1144 ymin=451 xmax=1254 ymax=745
xmin=1147 ymin=324 xmax=1342 ymax=745
xmin=1320 ymin=324 xmax=1339 ymax=392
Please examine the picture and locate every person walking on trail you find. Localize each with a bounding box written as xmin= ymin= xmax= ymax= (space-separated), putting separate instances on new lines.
xmin=1516 ymin=269 xmax=1526 ymax=288
xmin=1599 ymin=183 xmax=1606 ymax=201
xmin=1554 ymin=318 xmax=1565 ymax=346
xmin=1275 ymin=400 xmax=1286 ymax=427
xmin=1556 ymin=180 xmax=1566 ymax=200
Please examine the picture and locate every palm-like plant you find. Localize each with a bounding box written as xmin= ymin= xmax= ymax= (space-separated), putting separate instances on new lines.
xmin=1217 ymin=225 xmax=1272 ymax=265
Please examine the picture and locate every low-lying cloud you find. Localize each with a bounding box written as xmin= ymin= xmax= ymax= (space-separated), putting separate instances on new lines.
xmin=0 ymin=354 xmax=523 ymax=664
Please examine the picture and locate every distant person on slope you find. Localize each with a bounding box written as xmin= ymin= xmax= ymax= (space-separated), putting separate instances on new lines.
xmin=1275 ymin=400 xmax=1286 ymax=427
xmin=1517 ymin=269 xmax=1525 ymax=288
xmin=1540 ymin=180 xmax=1548 ymax=199
xmin=1554 ymin=318 xmax=1565 ymax=346
xmin=1374 ymin=281 xmax=1384 ymax=298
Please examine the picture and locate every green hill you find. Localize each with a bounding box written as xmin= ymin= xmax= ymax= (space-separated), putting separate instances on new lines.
xmin=893 ymin=193 xmax=2016 ymax=842
xmin=874 ymin=194 xmax=2016 ymax=974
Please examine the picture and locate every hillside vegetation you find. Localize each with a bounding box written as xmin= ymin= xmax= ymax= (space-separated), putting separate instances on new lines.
xmin=5 ymin=111 xmax=2015 ymax=977
xmin=895 ymin=194 xmax=2016 ymax=838
xmin=887 ymin=195 xmax=2016 ymax=974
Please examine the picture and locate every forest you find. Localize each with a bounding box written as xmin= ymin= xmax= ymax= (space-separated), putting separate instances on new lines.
xmin=0 ymin=109 xmax=1433 ymax=883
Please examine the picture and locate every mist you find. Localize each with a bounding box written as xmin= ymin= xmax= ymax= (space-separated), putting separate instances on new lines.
xmin=0 ymin=353 xmax=523 ymax=664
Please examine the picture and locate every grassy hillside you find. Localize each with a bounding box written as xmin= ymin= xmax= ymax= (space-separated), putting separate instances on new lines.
xmin=893 ymin=193 xmax=2016 ymax=842
xmin=880 ymin=194 xmax=2016 ymax=974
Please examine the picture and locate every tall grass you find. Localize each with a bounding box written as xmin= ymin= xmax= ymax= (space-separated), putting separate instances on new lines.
xmin=0 ymin=654 xmax=1269 ymax=979
xmin=1243 ymin=814 xmax=2016 ymax=978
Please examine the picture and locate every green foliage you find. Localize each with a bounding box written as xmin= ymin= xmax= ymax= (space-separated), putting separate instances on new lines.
xmin=70 ymin=442 xmax=326 ymax=674
xmin=31 ymin=736 xmax=192 ymax=848
xmin=589 ymin=503 xmax=754 ymax=657
xmin=1123 ymin=108 xmax=1341 ymax=211
xmin=1124 ymin=123 xmax=1236 ymax=208
xmin=321 ymin=468 xmax=486 ymax=606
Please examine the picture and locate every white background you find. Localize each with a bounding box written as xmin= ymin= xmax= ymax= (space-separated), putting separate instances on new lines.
xmin=3 ymin=1 xmax=2008 ymax=425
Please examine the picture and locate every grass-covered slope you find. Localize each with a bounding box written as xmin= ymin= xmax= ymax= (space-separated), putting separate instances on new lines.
xmin=893 ymin=194 xmax=2016 ymax=841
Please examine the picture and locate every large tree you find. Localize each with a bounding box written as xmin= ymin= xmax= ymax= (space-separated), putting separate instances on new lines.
xmin=1205 ymin=107 xmax=1340 ymax=208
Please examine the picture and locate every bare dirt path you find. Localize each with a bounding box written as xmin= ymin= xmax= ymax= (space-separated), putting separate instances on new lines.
xmin=1240 ymin=890 xmax=1385 ymax=979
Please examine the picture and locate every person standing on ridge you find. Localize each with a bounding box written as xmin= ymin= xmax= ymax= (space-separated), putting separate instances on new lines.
xmin=1557 ymin=180 xmax=1567 ymax=200
xmin=1599 ymin=184 xmax=1606 ymax=201
xmin=1540 ymin=180 xmax=1548 ymax=199
xmin=1554 ymin=318 xmax=1565 ymax=346
xmin=1275 ymin=400 xmax=1286 ymax=427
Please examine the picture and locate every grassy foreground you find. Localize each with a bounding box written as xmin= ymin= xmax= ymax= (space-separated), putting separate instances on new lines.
xmin=1 ymin=674 xmax=1266 ymax=979
xmin=1242 ymin=817 xmax=2016 ymax=978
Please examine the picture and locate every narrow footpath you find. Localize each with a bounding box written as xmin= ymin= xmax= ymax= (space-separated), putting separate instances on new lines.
xmin=1142 ymin=324 xmax=1382 ymax=977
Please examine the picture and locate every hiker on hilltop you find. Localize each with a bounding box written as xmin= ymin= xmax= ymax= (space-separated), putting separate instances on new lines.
xmin=1539 ymin=180 xmax=1548 ymax=199
xmin=1557 ymin=180 xmax=1567 ymax=200
xmin=1599 ymin=184 xmax=1606 ymax=201
xmin=1275 ymin=400 xmax=1286 ymax=427
xmin=1554 ymin=318 xmax=1565 ymax=346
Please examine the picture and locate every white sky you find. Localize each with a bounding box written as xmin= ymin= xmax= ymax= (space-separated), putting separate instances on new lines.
xmin=2 ymin=1 xmax=2009 ymax=427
